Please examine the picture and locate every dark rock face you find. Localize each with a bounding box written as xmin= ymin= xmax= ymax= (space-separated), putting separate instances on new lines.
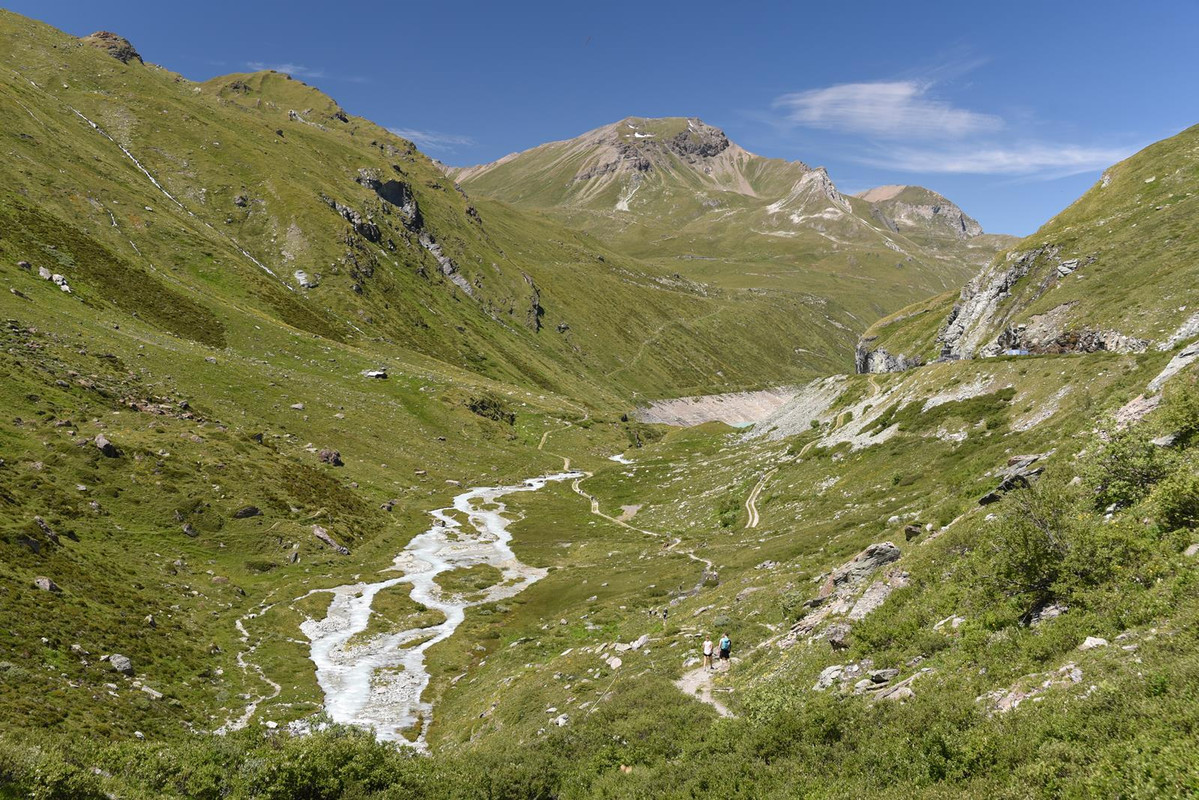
xmin=668 ymin=121 xmax=730 ymax=160
xmin=80 ymin=31 xmax=143 ymax=64
xmin=356 ymin=169 xmax=423 ymax=231
xmin=232 ymin=505 xmax=261 ymax=519
xmin=522 ymin=273 xmax=544 ymax=332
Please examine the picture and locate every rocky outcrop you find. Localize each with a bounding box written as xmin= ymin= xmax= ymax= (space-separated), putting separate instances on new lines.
xmin=109 ymin=654 xmax=134 ymax=676
xmin=318 ymin=448 xmax=344 ymax=467
xmin=855 ymin=340 xmax=923 ymax=374
xmin=938 ymin=248 xmax=1045 ymax=359
xmin=356 ymin=169 xmax=423 ymax=231
xmin=781 ymin=542 xmax=906 ymax=649
xmin=94 ymin=434 xmax=119 ymax=458
xmin=320 ymin=194 xmax=380 ymax=243
xmin=667 ymin=121 xmax=730 ymax=160
xmin=80 ymin=32 xmax=143 ymax=64
xmin=979 ymin=453 xmax=1049 ymax=505
xmin=34 ymin=576 xmax=61 ymax=593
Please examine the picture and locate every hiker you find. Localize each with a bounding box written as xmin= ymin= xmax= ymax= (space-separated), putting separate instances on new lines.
xmin=662 ymin=607 xmax=669 ymax=625
xmin=718 ymin=632 xmax=731 ymax=670
xmin=702 ymin=635 xmax=714 ymax=670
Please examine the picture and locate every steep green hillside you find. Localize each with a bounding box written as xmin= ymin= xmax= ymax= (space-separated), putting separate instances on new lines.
xmin=451 ymin=118 xmax=1011 ymax=322
xmin=0 ymin=12 xmax=853 ymax=402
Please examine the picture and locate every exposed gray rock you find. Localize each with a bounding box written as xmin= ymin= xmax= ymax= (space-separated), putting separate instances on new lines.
xmin=34 ymin=517 xmax=60 ymax=545
xmin=819 ymin=542 xmax=901 ymax=599
xmin=1078 ymin=636 xmax=1109 ymax=651
xmin=318 ymin=448 xmax=344 ymax=467
xmin=980 ymin=453 xmax=1048 ymax=505
xmin=855 ymin=342 xmax=923 ymax=374
xmin=362 ymin=369 xmax=388 ymax=379
xmin=109 ymin=653 xmax=134 ymax=675
xmin=232 ymin=505 xmax=261 ymax=519
xmin=94 ymin=434 xmax=119 ymax=458
xmin=313 ymin=525 xmax=350 ymax=555
xmin=34 ymin=576 xmax=61 ymax=593
xmin=181 ymin=523 xmax=198 ymax=538
xmin=293 ymin=270 xmax=318 ymax=289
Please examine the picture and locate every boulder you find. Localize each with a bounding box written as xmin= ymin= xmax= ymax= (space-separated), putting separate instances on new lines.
xmin=109 ymin=654 xmax=134 ymax=676
xmin=362 ymin=369 xmax=388 ymax=379
xmin=94 ymin=434 xmax=119 ymax=458
xmin=181 ymin=523 xmax=198 ymax=538
xmin=318 ymin=449 xmax=344 ymax=467
xmin=232 ymin=505 xmax=261 ymax=519
xmin=903 ymin=524 xmax=923 ymax=541
xmin=1079 ymin=636 xmax=1109 ymax=651
xmin=33 ymin=576 xmax=61 ymax=593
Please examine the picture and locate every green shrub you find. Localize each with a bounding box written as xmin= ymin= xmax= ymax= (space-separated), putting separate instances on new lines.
xmin=1083 ymin=427 xmax=1173 ymax=510
xmin=1158 ymin=375 xmax=1199 ymax=447
xmin=1152 ymin=467 xmax=1199 ymax=530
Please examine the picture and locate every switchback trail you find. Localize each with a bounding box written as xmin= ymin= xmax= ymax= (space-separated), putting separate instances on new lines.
xmin=744 ymin=468 xmax=777 ymax=529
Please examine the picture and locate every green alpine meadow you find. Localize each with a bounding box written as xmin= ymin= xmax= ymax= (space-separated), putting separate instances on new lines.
xmin=1 ymin=6 xmax=1197 ymax=798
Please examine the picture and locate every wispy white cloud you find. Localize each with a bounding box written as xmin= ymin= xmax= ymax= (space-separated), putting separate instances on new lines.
xmin=775 ymin=81 xmax=1000 ymax=139
xmin=768 ymin=72 xmax=1135 ymax=179
xmin=388 ymin=127 xmax=475 ymax=152
xmin=246 ymin=61 xmax=325 ymax=79
xmin=857 ymin=143 xmax=1137 ymax=177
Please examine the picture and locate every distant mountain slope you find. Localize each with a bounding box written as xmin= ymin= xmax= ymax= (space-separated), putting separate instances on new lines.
xmin=856 ymin=123 xmax=1199 ymax=372
xmin=450 ymin=117 xmax=1013 ymax=322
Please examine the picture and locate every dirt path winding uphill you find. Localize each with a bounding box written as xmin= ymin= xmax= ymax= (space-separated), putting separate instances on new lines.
xmin=676 ymin=666 xmax=734 ymax=717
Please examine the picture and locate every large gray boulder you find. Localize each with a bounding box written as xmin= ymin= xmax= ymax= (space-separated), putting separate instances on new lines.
xmin=110 ymin=654 xmax=134 ymax=676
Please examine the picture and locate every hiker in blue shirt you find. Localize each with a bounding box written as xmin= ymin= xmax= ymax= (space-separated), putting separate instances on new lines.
xmin=718 ymin=633 xmax=731 ymax=669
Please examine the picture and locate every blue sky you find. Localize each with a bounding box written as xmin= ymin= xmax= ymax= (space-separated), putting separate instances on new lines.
xmin=14 ymin=1 xmax=1198 ymax=234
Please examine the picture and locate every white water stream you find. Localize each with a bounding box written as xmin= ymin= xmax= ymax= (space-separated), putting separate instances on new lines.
xmin=299 ymin=471 xmax=580 ymax=747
